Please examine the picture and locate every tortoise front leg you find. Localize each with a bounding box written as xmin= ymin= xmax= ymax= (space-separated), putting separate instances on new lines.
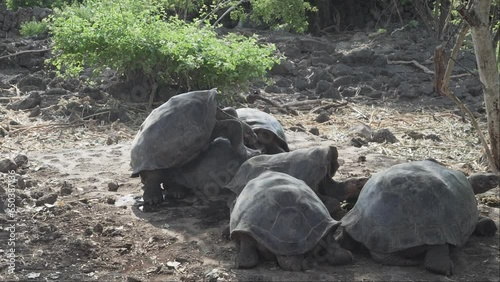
xmin=140 ymin=170 xmax=164 ymax=205
xmin=235 ymin=233 xmax=259 ymax=269
xmin=424 ymin=244 xmax=453 ymax=276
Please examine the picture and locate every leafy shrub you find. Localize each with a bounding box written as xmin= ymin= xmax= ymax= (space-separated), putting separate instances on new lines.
xmin=6 ymin=0 xmax=81 ymax=10
xmin=19 ymin=19 xmax=48 ymax=36
xmin=49 ymin=0 xmax=280 ymax=98
xmin=152 ymin=0 xmax=315 ymax=33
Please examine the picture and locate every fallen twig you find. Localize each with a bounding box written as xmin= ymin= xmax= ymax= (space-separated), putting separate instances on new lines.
xmin=388 ymin=59 xmax=470 ymax=78
xmin=309 ymin=101 xmax=349 ymax=114
xmin=246 ymin=91 xmax=298 ymax=115
xmin=0 ymin=48 xmax=52 ymax=60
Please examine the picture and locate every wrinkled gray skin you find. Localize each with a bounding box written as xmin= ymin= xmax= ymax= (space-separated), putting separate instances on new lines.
xmin=130 ymin=89 xmax=259 ymax=206
xmin=161 ymin=138 xmax=254 ymax=201
xmin=338 ymin=160 xmax=499 ymax=276
xmin=234 ymin=107 xmax=290 ymax=154
xmin=225 ymin=146 xmax=368 ymax=219
xmin=230 ymin=171 xmax=353 ymax=271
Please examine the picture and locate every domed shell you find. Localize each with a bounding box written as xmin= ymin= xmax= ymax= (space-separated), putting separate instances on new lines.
xmin=341 ymin=160 xmax=479 ymax=253
xmin=130 ymin=89 xmax=217 ymax=176
xmin=236 ymin=108 xmax=289 ymax=152
xmin=230 ymin=171 xmax=340 ymax=255
xmin=225 ymin=146 xmax=336 ymax=195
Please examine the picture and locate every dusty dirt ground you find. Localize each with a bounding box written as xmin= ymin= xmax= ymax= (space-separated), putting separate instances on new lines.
xmin=1 ymin=27 xmax=499 ymax=281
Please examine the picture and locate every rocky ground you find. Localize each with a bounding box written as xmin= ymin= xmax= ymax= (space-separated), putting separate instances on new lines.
xmin=0 ymin=24 xmax=499 ymax=281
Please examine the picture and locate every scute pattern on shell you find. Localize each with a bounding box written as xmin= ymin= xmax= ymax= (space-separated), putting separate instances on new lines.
xmin=236 ymin=108 xmax=289 ymax=151
xmin=225 ymin=146 xmax=333 ymax=195
xmin=341 ymin=160 xmax=479 ymax=254
xmin=130 ymin=89 xmax=217 ymax=175
xmin=230 ymin=171 xmax=339 ymax=255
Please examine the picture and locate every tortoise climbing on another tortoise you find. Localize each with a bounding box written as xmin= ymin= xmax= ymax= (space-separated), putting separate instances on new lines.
xmin=163 ymin=137 xmax=253 ymax=200
xmin=225 ymin=146 xmax=368 ymax=218
xmin=230 ymin=171 xmax=353 ymax=271
xmin=338 ymin=160 xmax=499 ymax=276
xmin=130 ymin=89 xmax=259 ymax=205
xmin=234 ymin=108 xmax=289 ymax=154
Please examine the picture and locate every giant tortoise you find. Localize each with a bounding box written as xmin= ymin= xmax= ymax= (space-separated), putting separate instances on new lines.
xmin=235 ymin=108 xmax=289 ymax=154
xmin=338 ymin=160 xmax=499 ymax=275
xmin=230 ymin=171 xmax=353 ymax=271
xmin=130 ymin=89 xmax=258 ymax=205
xmin=225 ymin=146 xmax=367 ymax=218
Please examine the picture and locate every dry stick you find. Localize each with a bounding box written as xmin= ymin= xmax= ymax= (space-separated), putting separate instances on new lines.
xmin=388 ymin=59 xmax=470 ymax=78
xmin=440 ymin=25 xmax=497 ymax=173
xmin=0 ymin=49 xmax=51 ymax=60
xmin=247 ymin=92 xmax=298 ymax=115
xmin=309 ymin=101 xmax=349 ymax=114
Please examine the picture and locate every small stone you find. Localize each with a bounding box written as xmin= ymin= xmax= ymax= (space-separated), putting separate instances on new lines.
xmin=371 ymin=129 xmax=399 ymax=144
xmin=351 ymin=137 xmax=368 ymax=148
xmin=35 ymin=193 xmax=58 ymax=206
xmin=60 ymin=181 xmax=73 ymax=195
xmin=30 ymin=191 xmax=44 ymax=200
xmin=357 ymin=155 xmax=367 ymax=162
xmin=108 ymin=182 xmax=119 ymax=192
xmin=425 ymin=134 xmax=442 ymax=142
xmin=349 ymin=123 xmax=374 ymax=139
xmin=17 ymin=177 xmax=26 ymax=189
xmin=93 ymin=223 xmax=103 ymax=234
xmin=6 ymin=92 xmax=42 ymax=110
xmin=106 ymin=197 xmax=115 ymax=205
xmin=126 ymin=277 xmax=142 ymax=282
xmin=309 ymin=127 xmax=320 ymax=136
xmin=0 ymin=158 xmax=17 ymax=173
xmin=28 ymin=105 xmax=41 ymax=117
xmin=315 ymin=112 xmax=330 ymax=123
xmin=13 ymin=154 xmax=28 ymax=167
xmin=84 ymin=228 xmax=93 ymax=236
xmin=405 ymin=130 xmax=424 ymax=140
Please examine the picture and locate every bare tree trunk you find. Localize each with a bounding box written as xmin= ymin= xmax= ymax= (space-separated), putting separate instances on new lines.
xmin=460 ymin=0 xmax=500 ymax=170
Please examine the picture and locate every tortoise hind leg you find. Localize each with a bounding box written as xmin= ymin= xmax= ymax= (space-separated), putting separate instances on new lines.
xmin=370 ymin=250 xmax=420 ymax=267
xmin=474 ymin=216 xmax=498 ymax=236
xmin=276 ymin=254 xmax=304 ymax=271
xmin=235 ymin=233 xmax=259 ymax=269
xmin=424 ymin=244 xmax=453 ymax=276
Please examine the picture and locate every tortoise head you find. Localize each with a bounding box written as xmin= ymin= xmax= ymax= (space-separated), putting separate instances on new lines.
xmin=468 ymin=173 xmax=500 ymax=194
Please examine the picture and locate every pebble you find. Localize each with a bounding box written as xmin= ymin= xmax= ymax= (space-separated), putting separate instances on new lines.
xmin=370 ymin=128 xmax=398 ymax=143
xmin=309 ymin=127 xmax=320 ymax=136
xmin=60 ymin=181 xmax=74 ymax=195
xmin=93 ymin=223 xmax=103 ymax=234
xmin=35 ymin=193 xmax=58 ymax=206
xmin=315 ymin=112 xmax=330 ymax=123
xmin=0 ymin=158 xmax=17 ymax=173
xmin=14 ymin=153 xmax=29 ymax=167
xmin=108 ymin=182 xmax=119 ymax=192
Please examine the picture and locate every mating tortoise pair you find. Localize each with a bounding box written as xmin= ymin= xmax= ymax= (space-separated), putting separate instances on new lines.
xmin=130 ymin=89 xmax=289 ymax=205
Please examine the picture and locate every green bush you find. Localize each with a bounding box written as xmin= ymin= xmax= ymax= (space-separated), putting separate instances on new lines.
xmin=19 ymin=20 xmax=48 ymax=36
xmin=6 ymin=0 xmax=80 ymax=10
xmin=49 ymin=0 xmax=280 ymax=98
